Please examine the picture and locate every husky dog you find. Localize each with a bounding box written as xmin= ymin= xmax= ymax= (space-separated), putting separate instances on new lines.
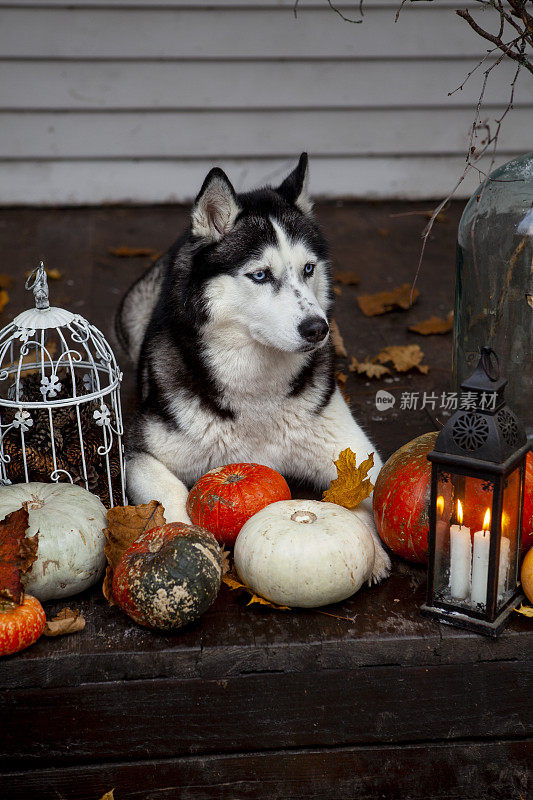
xmin=116 ymin=154 xmax=390 ymax=582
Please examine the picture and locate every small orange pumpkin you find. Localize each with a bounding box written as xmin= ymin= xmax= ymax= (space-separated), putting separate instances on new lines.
xmin=0 ymin=594 xmax=46 ymax=656
xmin=187 ymin=463 xmax=291 ymax=546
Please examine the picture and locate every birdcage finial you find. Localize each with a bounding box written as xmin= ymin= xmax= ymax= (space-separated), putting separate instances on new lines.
xmin=25 ymin=261 xmax=50 ymax=311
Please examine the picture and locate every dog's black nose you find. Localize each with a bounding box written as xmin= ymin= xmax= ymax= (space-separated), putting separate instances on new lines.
xmin=298 ymin=316 xmax=329 ymax=344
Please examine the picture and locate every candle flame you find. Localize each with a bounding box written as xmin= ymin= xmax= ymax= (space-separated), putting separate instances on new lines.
xmin=457 ymin=499 xmax=463 ymax=526
xmin=437 ymin=496 xmax=444 ymax=516
xmin=483 ymin=508 xmax=491 ymax=531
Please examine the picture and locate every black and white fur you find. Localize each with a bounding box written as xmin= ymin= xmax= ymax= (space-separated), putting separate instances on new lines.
xmin=116 ymin=154 xmax=391 ymax=582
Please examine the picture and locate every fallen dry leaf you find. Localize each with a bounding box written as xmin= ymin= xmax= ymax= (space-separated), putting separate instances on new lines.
xmin=334 ymin=270 xmax=360 ymax=286
xmin=376 ymin=344 xmax=429 ymax=374
xmin=333 ymin=286 xmax=342 ymax=297
xmin=108 ymin=246 xmax=160 ymax=258
xmin=0 ymin=507 xmax=36 ymax=607
xmin=408 ymin=313 xmax=453 ymax=336
xmin=322 ymin=448 xmax=374 ymax=510
xmin=44 ymin=607 xmax=85 ymax=637
xmin=357 ymin=283 xmax=419 ymax=316
xmin=336 ymin=371 xmax=348 ymax=385
xmin=0 ymin=273 xmax=13 ymax=289
xmin=103 ymin=501 xmax=166 ymax=603
xmin=330 ymin=319 xmax=347 ymax=358
xmin=220 ymin=547 xmax=231 ymax=576
xmin=349 ymin=356 xmax=391 ymax=379
xmin=46 ymin=268 xmax=62 ymax=280
xmin=515 ymin=603 xmax=533 ymax=618
xmin=335 ymin=371 xmax=350 ymax=403
xmin=223 ymin=569 xmax=290 ymax=610
xmin=98 ymin=792 xmax=115 ymax=800
xmin=0 ymin=290 xmax=9 ymax=313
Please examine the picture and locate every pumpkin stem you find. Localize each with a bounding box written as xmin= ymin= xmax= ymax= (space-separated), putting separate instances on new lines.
xmin=290 ymin=510 xmax=317 ymax=524
xmin=225 ymin=474 xmax=244 ymax=484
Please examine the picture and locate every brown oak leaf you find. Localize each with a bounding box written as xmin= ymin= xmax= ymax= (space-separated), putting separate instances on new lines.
xmin=357 ymin=283 xmax=419 ymax=316
xmin=44 ymin=607 xmax=86 ymax=637
xmin=330 ymin=319 xmax=347 ymax=357
xmin=408 ymin=313 xmax=453 ymax=335
xmin=0 ymin=290 xmax=9 ymax=313
xmin=322 ymin=448 xmax=374 ymax=510
xmin=223 ymin=569 xmax=290 ymax=610
xmin=98 ymin=792 xmax=115 ymax=800
xmin=375 ymin=344 xmax=429 ymax=374
xmin=103 ymin=501 xmax=166 ymax=603
xmin=0 ymin=507 xmax=36 ymax=607
xmin=335 ymin=371 xmax=350 ymax=403
xmin=334 ymin=270 xmax=360 ymax=286
xmin=349 ymin=356 xmax=391 ymax=379
xmin=108 ymin=246 xmax=160 ymax=258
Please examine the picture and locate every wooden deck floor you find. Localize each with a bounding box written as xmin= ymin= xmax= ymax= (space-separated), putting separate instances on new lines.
xmin=0 ymin=202 xmax=531 ymax=800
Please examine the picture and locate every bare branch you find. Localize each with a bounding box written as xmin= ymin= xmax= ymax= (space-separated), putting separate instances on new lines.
xmin=456 ymin=9 xmax=533 ymax=75
xmin=294 ymin=0 xmax=363 ymax=23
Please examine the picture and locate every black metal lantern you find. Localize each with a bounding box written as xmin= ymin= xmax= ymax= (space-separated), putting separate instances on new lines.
xmin=421 ymin=347 xmax=530 ymax=637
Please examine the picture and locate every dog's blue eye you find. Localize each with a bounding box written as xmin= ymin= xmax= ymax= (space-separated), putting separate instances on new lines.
xmin=249 ymin=270 xmax=269 ymax=283
xmin=304 ymin=263 xmax=315 ymax=276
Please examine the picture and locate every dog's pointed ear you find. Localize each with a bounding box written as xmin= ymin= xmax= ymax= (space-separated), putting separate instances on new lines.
xmin=276 ymin=153 xmax=313 ymax=216
xmin=191 ymin=168 xmax=240 ymax=242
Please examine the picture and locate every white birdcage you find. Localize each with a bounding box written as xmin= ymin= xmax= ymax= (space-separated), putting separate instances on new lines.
xmin=0 ymin=263 xmax=126 ymax=507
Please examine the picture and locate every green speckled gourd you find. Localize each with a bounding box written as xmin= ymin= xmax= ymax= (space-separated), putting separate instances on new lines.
xmin=112 ymin=522 xmax=223 ymax=630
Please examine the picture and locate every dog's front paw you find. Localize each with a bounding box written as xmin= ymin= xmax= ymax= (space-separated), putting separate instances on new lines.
xmin=369 ymin=541 xmax=392 ymax=586
xmin=163 ymin=501 xmax=192 ymax=526
xmin=348 ymin=505 xmax=392 ymax=585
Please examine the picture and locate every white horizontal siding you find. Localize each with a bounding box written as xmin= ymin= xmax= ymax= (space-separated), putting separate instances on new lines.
xmin=0 ymin=6 xmax=500 ymax=59
xmin=0 ymin=1 xmax=531 ymax=204
xmin=0 ymin=154 xmax=506 ymax=205
xmin=0 ymin=58 xmax=528 ymax=110
xmin=3 ymin=109 xmax=532 ymax=158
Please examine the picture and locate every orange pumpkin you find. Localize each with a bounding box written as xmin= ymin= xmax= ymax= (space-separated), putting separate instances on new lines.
xmin=187 ymin=463 xmax=291 ymax=546
xmin=0 ymin=594 xmax=46 ymax=656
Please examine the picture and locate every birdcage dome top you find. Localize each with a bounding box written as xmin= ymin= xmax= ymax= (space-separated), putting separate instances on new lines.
xmin=0 ymin=264 xmax=121 ymax=408
xmin=14 ymin=305 xmax=76 ymax=330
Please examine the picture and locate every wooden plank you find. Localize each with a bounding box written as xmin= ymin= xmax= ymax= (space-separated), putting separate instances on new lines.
xmin=1 ymin=661 xmax=531 ymax=767
xmin=1 ymin=58 xmax=530 ymax=111
xmin=2 ymin=108 xmax=531 ymax=159
xmin=0 ymin=7 xmax=492 ymax=60
xmin=0 ymin=153 xmax=521 ymax=204
xmin=1 ymin=739 xmax=531 ymax=800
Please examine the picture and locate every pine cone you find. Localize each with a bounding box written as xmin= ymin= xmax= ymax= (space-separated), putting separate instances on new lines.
xmin=72 ymin=463 xmax=99 ymax=492
xmin=28 ymin=413 xmax=64 ymax=451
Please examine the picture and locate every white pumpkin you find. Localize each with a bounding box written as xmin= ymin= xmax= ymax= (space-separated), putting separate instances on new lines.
xmin=234 ymin=499 xmax=376 ymax=608
xmin=0 ymin=482 xmax=107 ymax=601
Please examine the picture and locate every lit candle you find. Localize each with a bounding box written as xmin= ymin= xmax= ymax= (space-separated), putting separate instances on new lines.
xmin=471 ymin=508 xmax=491 ymax=607
xmin=449 ymin=500 xmax=471 ymax=600
xmin=497 ymin=512 xmax=511 ymax=601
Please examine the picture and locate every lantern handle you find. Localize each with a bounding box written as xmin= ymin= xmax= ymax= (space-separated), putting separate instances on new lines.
xmin=480 ymin=346 xmax=500 ymax=382
xmin=25 ymin=261 xmax=50 ymax=311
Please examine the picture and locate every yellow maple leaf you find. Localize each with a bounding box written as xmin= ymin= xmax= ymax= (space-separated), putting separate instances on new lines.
xmin=322 ymin=448 xmax=374 ymax=510
xmin=222 ymin=569 xmax=290 ymax=610
xmin=515 ymin=603 xmax=533 ymax=617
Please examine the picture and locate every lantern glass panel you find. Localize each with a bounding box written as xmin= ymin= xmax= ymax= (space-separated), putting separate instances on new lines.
xmin=497 ymin=467 xmax=521 ymax=611
xmin=433 ymin=469 xmax=495 ymax=611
